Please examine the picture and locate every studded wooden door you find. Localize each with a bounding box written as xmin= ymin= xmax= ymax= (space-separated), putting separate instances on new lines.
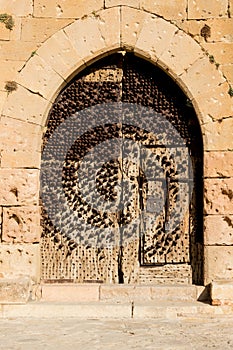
xmin=41 ymin=53 xmax=203 ymax=284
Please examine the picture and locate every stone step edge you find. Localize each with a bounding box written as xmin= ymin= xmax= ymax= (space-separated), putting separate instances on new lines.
xmin=0 ymin=280 xmax=210 ymax=304
xmin=0 ymin=301 xmax=232 ymax=319
xmin=38 ymin=284 xmax=208 ymax=303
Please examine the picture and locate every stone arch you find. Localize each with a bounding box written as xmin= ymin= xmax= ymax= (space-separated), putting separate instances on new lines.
xmin=2 ymin=7 xmax=232 ymax=142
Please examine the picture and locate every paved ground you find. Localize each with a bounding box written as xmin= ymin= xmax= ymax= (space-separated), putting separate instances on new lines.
xmin=0 ymin=316 xmax=233 ymax=349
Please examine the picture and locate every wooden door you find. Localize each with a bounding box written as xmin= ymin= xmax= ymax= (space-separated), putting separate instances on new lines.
xmin=41 ymin=53 xmax=202 ymax=284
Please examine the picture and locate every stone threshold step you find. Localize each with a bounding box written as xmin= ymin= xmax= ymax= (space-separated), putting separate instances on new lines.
xmin=1 ymin=301 xmax=232 ymax=319
xmin=39 ymin=283 xmax=206 ymax=303
xmin=0 ymin=281 xmax=209 ymax=304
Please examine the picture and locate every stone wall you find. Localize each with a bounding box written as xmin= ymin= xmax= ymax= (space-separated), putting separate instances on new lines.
xmin=0 ymin=0 xmax=232 ymax=293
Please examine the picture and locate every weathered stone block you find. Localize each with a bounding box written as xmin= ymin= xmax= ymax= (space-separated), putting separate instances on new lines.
xmin=0 ymin=277 xmax=31 ymax=304
xmin=0 ymin=16 xmax=23 ymax=42
xmin=100 ymin=285 xmax=151 ymax=302
xmin=203 ymin=19 xmax=233 ymax=43
xmin=0 ymin=169 xmax=39 ymax=206
xmin=16 ymin=54 xmax=64 ymax=101
xmin=135 ymin=15 xmax=177 ymax=62
xmin=188 ymin=0 xmax=228 ymax=19
xmin=9 ymin=17 xmax=22 ymax=41
xmin=1 ymin=150 xmax=41 ymax=169
xmin=159 ymin=29 xmax=204 ymax=76
xmin=21 ymin=18 xmax=73 ymax=43
xmin=230 ymin=0 xmax=233 ymax=17
xmin=2 ymin=302 xmax=132 ymax=318
xmin=202 ymin=42 xmax=233 ymax=65
xmin=221 ymin=64 xmax=233 ymax=85
xmin=0 ymin=90 xmax=7 ymax=114
xmin=106 ymin=0 xmax=139 ymax=7
xmin=141 ymin=0 xmax=187 ymax=20
xmin=204 ymin=118 xmax=233 ymax=151
xmin=150 ymin=285 xmax=197 ymax=301
xmin=195 ymin=83 xmax=233 ymax=122
xmin=204 ymin=178 xmax=233 ymax=215
xmin=64 ymin=15 xmax=107 ymax=64
xmin=179 ymin=56 xmax=226 ymax=103
xmin=0 ymin=0 xmax=33 ymax=16
xmin=0 ymin=41 xmax=39 ymax=61
xmin=98 ymin=8 xmax=121 ymax=51
xmin=0 ymin=59 xmax=23 ymax=91
xmin=204 ymin=151 xmax=233 ymax=178
xmin=211 ymin=281 xmax=233 ymax=306
xmin=204 ymin=215 xmax=233 ymax=245
xmin=0 ymin=116 xmax=42 ymax=153
xmin=0 ymin=22 xmax=10 ymax=41
xmin=0 ymin=244 xmax=40 ymax=282
xmin=204 ymin=246 xmax=233 ymax=284
xmin=2 ymin=206 xmax=41 ymax=243
xmin=2 ymin=84 xmax=51 ymax=126
xmin=36 ymin=30 xmax=85 ymax=81
xmin=33 ymin=0 xmax=103 ymax=18
xmin=41 ymin=284 xmax=100 ymax=302
xmin=173 ymin=18 xmax=233 ymax=44
xmin=172 ymin=19 xmax=204 ymax=44
xmin=121 ymin=7 xmax=148 ymax=49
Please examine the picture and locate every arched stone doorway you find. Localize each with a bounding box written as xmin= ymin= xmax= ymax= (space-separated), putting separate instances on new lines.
xmin=1 ymin=5 xmax=232 ymax=304
xmin=40 ymin=53 xmax=203 ymax=285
